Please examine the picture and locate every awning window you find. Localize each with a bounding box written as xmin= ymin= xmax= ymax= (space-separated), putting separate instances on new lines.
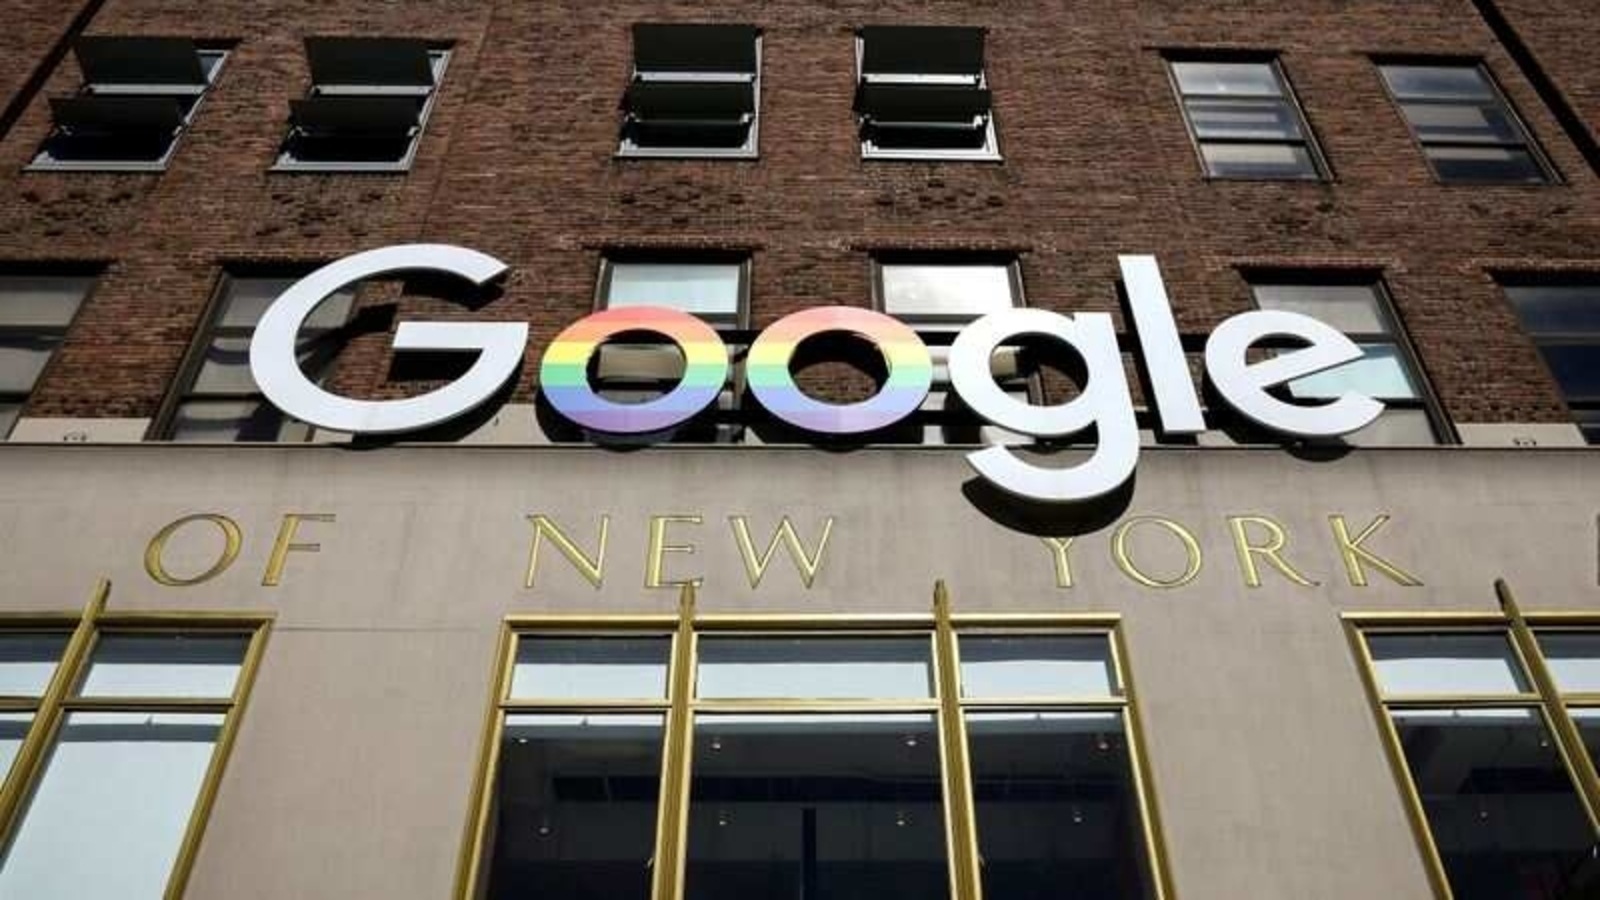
xmin=279 ymin=38 xmax=448 ymax=169
xmin=855 ymin=27 xmax=995 ymax=157
xmin=305 ymin=37 xmax=435 ymax=93
xmin=74 ymin=37 xmax=207 ymax=93
xmin=620 ymin=24 xmax=760 ymax=156
xmin=289 ymin=96 xmax=423 ymax=135
xmin=860 ymin=26 xmax=985 ymax=79
xmin=632 ymin=24 xmax=758 ymax=74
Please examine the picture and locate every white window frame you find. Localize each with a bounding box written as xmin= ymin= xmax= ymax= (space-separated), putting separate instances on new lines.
xmin=855 ymin=32 xmax=1001 ymax=162
xmin=272 ymin=47 xmax=450 ymax=173
xmin=618 ymin=31 xmax=761 ymax=160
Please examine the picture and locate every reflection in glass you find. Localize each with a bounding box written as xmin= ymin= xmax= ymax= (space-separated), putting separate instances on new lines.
xmin=1390 ymin=708 xmax=1600 ymax=900
xmin=1367 ymin=633 xmax=1528 ymax=697
xmin=1537 ymin=632 xmax=1600 ymax=694
xmin=0 ymin=711 xmax=223 ymax=898
xmin=0 ymin=634 xmax=67 ymax=696
xmin=697 ymin=637 xmax=934 ymax=700
xmin=0 ymin=337 xmax=58 ymax=393
xmin=1197 ymin=142 xmax=1315 ymax=179
xmin=967 ymin=712 xmax=1155 ymax=900
xmin=0 ymin=276 xmax=91 ymax=328
xmin=0 ymin=403 xmax=17 ymax=439
xmin=685 ymin=714 xmax=948 ymax=900
xmin=78 ymin=633 xmax=247 ymax=699
xmin=1382 ymin=66 xmax=1495 ymax=101
xmin=1426 ymin=146 xmax=1546 ymax=184
xmin=1253 ymin=284 xmax=1387 ymax=333
xmin=1170 ymin=62 xmax=1281 ymax=97
xmin=485 ymin=714 xmax=665 ymax=900
xmin=1286 ymin=345 xmax=1420 ymax=401
xmin=959 ymin=636 xmax=1117 ymax=698
xmin=606 ymin=263 xmax=742 ymax=320
xmin=0 ymin=713 xmax=31 ymax=785
xmin=510 ymin=637 xmax=671 ymax=701
xmin=168 ymin=399 xmax=311 ymax=443
xmin=880 ymin=264 xmax=1015 ymax=318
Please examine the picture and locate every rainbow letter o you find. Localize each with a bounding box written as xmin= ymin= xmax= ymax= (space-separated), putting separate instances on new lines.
xmin=746 ymin=307 xmax=933 ymax=434
xmin=540 ymin=306 xmax=730 ymax=434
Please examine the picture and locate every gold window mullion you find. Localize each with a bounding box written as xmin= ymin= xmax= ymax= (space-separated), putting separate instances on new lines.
xmin=933 ymin=581 xmax=982 ymax=900
xmin=652 ymin=583 xmax=699 ymax=900
xmin=1111 ymin=623 xmax=1176 ymax=900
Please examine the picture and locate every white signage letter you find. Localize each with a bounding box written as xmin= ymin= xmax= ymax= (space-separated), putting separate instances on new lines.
xmin=1120 ymin=254 xmax=1204 ymax=434
xmin=1205 ymin=310 xmax=1383 ymax=436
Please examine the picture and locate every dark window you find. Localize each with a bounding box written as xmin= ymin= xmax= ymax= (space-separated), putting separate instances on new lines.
xmin=32 ymin=37 xmax=225 ymax=171
xmin=856 ymin=27 xmax=999 ymax=160
xmin=1168 ymin=58 xmax=1325 ymax=180
xmin=1503 ymin=282 xmax=1600 ymax=443
xmin=277 ymin=38 xmax=448 ymax=171
xmin=0 ymin=274 xmax=93 ymax=438
xmin=1378 ymin=63 xmax=1553 ymax=184
xmin=620 ymin=24 xmax=760 ymax=157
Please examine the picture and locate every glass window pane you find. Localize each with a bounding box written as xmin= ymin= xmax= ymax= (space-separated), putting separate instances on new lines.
xmin=1198 ymin=142 xmax=1317 ymax=179
xmin=1504 ymin=285 xmax=1600 ymax=334
xmin=1578 ymin=409 xmax=1600 ymax=445
xmin=1185 ymin=97 xmax=1302 ymax=140
xmin=1285 ymin=344 xmax=1420 ymax=401
xmin=485 ymin=714 xmax=664 ymax=900
xmin=0 ymin=711 xmax=224 ymax=899
xmin=0 ymin=336 xmax=60 ymax=393
xmin=1570 ymin=708 xmax=1600 ymax=769
xmin=1253 ymin=284 xmax=1389 ymax=333
xmin=219 ymin=279 xmax=353 ymax=331
xmin=1388 ymin=707 xmax=1600 ymax=900
xmin=1401 ymin=101 xmax=1524 ymax=145
xmin=0 ymin=713 xmax=30 ymax=786
xmin=191 ymin=335 xmax=257 ymax=393
xmin=881 ymin=264 xmax=1016 ymax=318
xmin=0 ymin=276 xmax=90 ymax=328
xmin=1367 ymin=633 xmax=1528 ymax=696
xmin=0 ymin=634 xmax=68 ymax=696
xmin=1171 ymin=61 xmax=1282 ymax=97
xmin=169 ymin=399 xmax=309 ymax=443
xmin=959 ymin=635 xmax=1117 ymax=698
xmin=509 ymin=637 xmax=671 ymax=701
xmin=1425 ymin=145 xmax=1546 ymax=183
xmin=605 ymin=263 xmax=742 ymax=319
xmin=967 ymin=712 xmax=1156 ymax=900
xmin=78 ymin=633 xmax=247 ymax=699
xmin=1337 ymin=408 xmax=1439 ymax=446
xmin=0 ymin=403 xmax=17 ymax=440
xmin=697 ymin=637 xmax=934 ymax=699
xmin=1382 ymin=65 xmax=1495 ymax=101
xmin=1537 ymin=344 xmax=1600 ymax=400
xmin=1537 ymin=632 xmax=1600 ymax=693
xmin=686 ymin=713 xmax=948 ymax=900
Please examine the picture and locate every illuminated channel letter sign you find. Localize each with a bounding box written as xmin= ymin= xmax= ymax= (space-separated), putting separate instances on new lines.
xmin=248 ymin=244 xmax=1379 ymax=503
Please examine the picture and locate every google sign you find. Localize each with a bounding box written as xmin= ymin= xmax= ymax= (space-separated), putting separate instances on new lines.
xmin=249 ymin=245 xmax=1383 ymax=504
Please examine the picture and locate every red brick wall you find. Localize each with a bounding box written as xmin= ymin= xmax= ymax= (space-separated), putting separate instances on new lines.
xmin=0 ymin=0 xmax=1595 ymax=427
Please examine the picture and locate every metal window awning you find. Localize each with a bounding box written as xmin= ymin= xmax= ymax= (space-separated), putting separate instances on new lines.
xmin=305 ymin=37 xmax=435 ymax=90
xmin=633 ymin=24 xmax=758 ymax=74
xmin=857 ymin=84 xmax=991 ymax=122
xmin=625 ymin=81 xmax=755 ymax=120
xmin=49 ymin=95 xmax=185 ymax=133
xmin=860 ymin=26 xmax=985 ymax=77
xmin=290 ymin=96 xmax=422 ymax=134
xmin=74 ymin=36 xmax=206 ymax=91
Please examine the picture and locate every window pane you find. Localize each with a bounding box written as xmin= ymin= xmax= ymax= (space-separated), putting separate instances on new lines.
xmin=1367 ymin=633 xmax=1528 ymax=696
xmin=1285 ymin=344 xmax=1420 ymax=401
xmin=1401 ymin=102 xmax=1524 ymax=145
xmin=219 ymin=279 xmax=353 ymax=331
xmin=686 ymin=713 xmax=948 ymax=900
xmin=1425 ymin=145 xmax=1546 ymax=183
xmin=1198 ymin=142 xmax=1317 ymax=179
xmin=191 ymin=335 xmax=257 ymax=393
xmin=605 ymin=263 xmax=742 ymax=319
xmin=1570 ymin=708 xmax=1600 ymax=769
xmin=0 ymin=711 xmax=223 ymax=899
xmin=0 ymin=403 xmax=16 ymax=439
xmin=0 ymin=276 xmax=91 ymax=327
xmin=959 ymin=635 xmax=1117 ymax=698
xmin=967 ymin=712 xmax=1156 ymax=900
xmin=1579 ymin=409 xmax=1600 ymax=445
xmin=78 ymin=633 xmax=247 ymax=699
xmin=1253 ymin=284 xmax=1388 ymax=333
xmin=1504 ymin=285 xmax=1600 ymax=333
xmin=1382 ymin=66 xmax=1495 ymax=101
xmin=0 ymin=336 xmax=59 ymax=393
xmin=1184 ymin=97 xmax=1302 ymax=140
xmin=0 ymin=634 xmax=68 ymax=696
xmin=169 ymin=398 xmax=310 ymax=443
xmin=485 ymin=714 xmax=664 ymax=900
xmin=697 ymin=637 xmax=933 ymax=699
xmin=1537 ymin=344 xmax=1600 ymax=401
xmin=509 ymin=637 xmax=671 ymax=701
xmin=1537 ymin=632 xmax=1600 ymax=693
xmin=1337 ymin=408 xmax=1439 ymax=446
xmin=881 ymin=264 xmax=1015 ymax=318
xmin=1171 ymin=61 xmax=1282 ymax=97
xmin=1388 ymin=708 xmax=1600 ymax=900
xmin=0 ymin=714 xmax=32 ymax=787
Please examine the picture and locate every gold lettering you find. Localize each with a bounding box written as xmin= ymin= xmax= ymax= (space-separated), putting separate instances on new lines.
xmin=1112 ymin=516 xmax=1202 ymax=589
xmin=145 ymin=514 xmax=242 ymax=587
xmin=1228 ymin=515 xmax=1317 ymax=588
xmin=262 ymin=513 xmax=334 ymax=587
xmin=646 ymin=515 xmax=703 ymax=589
xmin=524 ymin=515 xmax=609 ymax=589
xmin=729 ymin=516 xmax=835 ymax=589
xmin=1040 ymin=537 xmax=1076 ymax=589
xmin=1330 ymin=514 xmax=1423 ymax=587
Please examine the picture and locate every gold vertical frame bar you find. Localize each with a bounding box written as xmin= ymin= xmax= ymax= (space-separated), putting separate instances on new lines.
xmin=654 ymin=583 xmax=698 ymax=900
xmin=1110 ymin=623 xmax=1175 ymax=900
xmin=933 ymin=581 xmax=981 ymax=900
xmin=454 ymin=622 xmax=517 ymax=900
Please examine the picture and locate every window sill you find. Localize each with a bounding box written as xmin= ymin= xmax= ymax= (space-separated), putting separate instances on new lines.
xmin=860 ymin=150 xmax=1004 ymax=164
xmin=615 ymin=148 xmax=760 ymax=161
xmin=25 ymin=160 xmax=170 ymax=173
xmin=268 ymin=162 xmax=415 ymax=174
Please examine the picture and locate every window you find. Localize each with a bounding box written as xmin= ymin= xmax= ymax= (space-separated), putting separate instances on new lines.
xmin=1378 ymin=63 xmax=1553 ymax=184
xmin=1250 ymin=278 xmax=1448 ymax=444
xmin=1349 ymin=603 xmax=1600 ymax=900
xmin=856 ymin=27 xmax=999 ymax=160
xmin=0 ymin=274 xmax=94 ymax=439
xmin=31 ymin=37 xmax=225 ymax=171
xmin=586 ymin=255 xmax=748 ymax=443
xmin=276 ymin=38 xmax=449 ymax=171
xmin=0 ymin=600 xmax=268 ymax=899
xmin=1167 ymin=58 xmax=1325 ymax=180
xmin=874 ymin=257 xmax=1031 ymax=444
xmin=1502 ymin=282 xmax=1600 ymax=443
xmin=463 ymin=606 xmax=1168 ymax=900
xmin=620 ymin=24 xmax=760 ymax=158
xmin=160 ymin=272 xmax=354 ymax=442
